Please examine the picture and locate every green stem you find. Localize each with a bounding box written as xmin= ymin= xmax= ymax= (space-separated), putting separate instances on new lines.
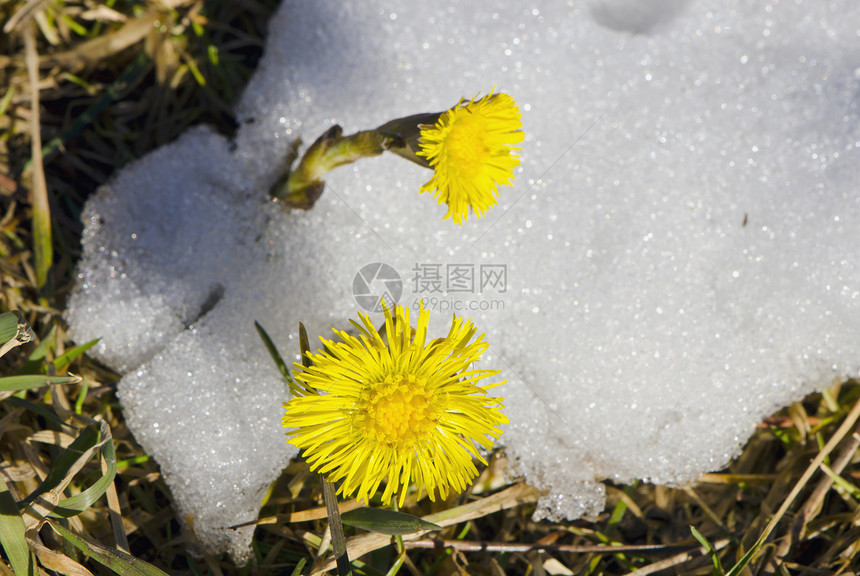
xmin=384 ymin=501 xmax=406 ymax=576
xmin=274 ymin=126 xmax=398 ymax=209
xmin=271 ymin=108 xmax=444 ymax=210
xmin=321 ymin=476 xmax=352 ymax=576
xmin=375 ymin=112 xmax=440 ymax=168
xmin=387 ymin=534 xmax=406 ymax=576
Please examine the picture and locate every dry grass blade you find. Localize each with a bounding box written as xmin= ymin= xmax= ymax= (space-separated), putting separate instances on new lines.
xmin=27 ymin=429 xmax=77 ymax=448
xmin=79 ymin=6 xmax=127 ymax=23
xmin=320 ymin=477 xmax=352 ymax=576
xmin=47 ymin=520 xmax=173 ymax=576
xmin=765 ymin=419 xmax=860 ymax=573
xmin=623 ymin=538 xmax=731 ymax=576
xmin=743 ymin=393 xmax=860 ymax=573
xmin=0 ymin=464 xmax=36 ymax=483
xmin=313 ymin=482 xmax=543 ymax=574
xmin=2 ymin=0 xmax=51 ymax=33
xmin=103 ymin=454 xmax=130 ymax=554
xmin=20 ymin=422 xmax=108 ymax=531
xmin=403 ymin=539 xmax=696 ymax=555
xmin=39 ymin=11 xmax=161 ymax=71
xmin=23 ymin=20 xmax=51 ymax=291
xmin=697 ymin=473 xmax=777 ymax=484
xmin=30 ymin=538 xmax=95 ymax=576
xmin=1 ymin=1 xmax=282 ymax=573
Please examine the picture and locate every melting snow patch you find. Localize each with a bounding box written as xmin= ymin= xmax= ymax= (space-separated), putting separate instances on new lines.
xmin=67 ymin=0 xmax=860 ymax=561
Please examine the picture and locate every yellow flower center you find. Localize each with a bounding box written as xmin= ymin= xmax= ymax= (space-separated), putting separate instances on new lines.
xmin=354 ymin=374 xmax=440 ymax=449
xmin=444 ymin=115 xmax=488 ymax=177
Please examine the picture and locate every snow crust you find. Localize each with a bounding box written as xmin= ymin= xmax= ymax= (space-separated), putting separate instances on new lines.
xmin=67 ymin=0 xmax=860 ymax=561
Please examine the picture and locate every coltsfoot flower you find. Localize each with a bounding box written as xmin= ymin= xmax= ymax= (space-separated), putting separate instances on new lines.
xmin=417 ymin=92 xmax=524 ymax=224
xmin=282 ymin=304 xmax=507 ymax=507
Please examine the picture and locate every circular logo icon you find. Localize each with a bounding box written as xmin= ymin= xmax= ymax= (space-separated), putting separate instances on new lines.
xmin=352 ymin=263 xmax=402 ymax=312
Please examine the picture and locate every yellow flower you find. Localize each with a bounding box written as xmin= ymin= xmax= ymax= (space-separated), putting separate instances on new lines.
xmin=417 ymin=92 xmax=524 ymax=224
xmin=282 ymin=304 xmax=507 ymax=507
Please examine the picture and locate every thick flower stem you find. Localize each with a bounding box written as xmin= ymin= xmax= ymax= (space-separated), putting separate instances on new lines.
xmin=383 ymin=501 xmax=407 ymax=576
xmin=322 ymin=476 xmax=352 ymax=576
xmin=375 ymin=112 xmax=440 ymax=168
xmin=270 ymin=90 xmax=521 ymax=224
xmin=385 ymin=537 xmax=406 ymax=576
xmin=274 ymin=126 xmax=402 ymax=209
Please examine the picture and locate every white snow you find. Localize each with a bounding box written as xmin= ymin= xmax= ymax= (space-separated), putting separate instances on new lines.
xmin=66 ymin=0 xmax=860 ymax=562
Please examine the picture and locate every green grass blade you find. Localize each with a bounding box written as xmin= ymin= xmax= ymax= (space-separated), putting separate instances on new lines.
xmin=22 ymin=324 xmax=56 ymax=374
xmin=74 ymin=377 xmax=89 ymax=414
xmin=183 ymin=56 xmax=206 ymax=86
xmin=54 ymin=420 xmax=117 ymax=517
xmin=53 ymin=338 xmax=100 ymax=372
xmin=256 ymin=321 xmax=317 ymax=396
xmin=818 ymin=462 xmax=860 ymax=502
xmin=607 ymin=483 xmax=636 ymax=530
xmin=288 ymin=558 xmax=307 ymax=576
xmin=0 ymin=86 xmax=15 ymax=118
xmin=59 ymin=12 xmax=88 ymax=37
xmin=5 ymin=396 xmax=67 ymax=427
xmin=725 ymin=541 xmax=762 ymax=576
xmin=0 ymin=374 xmax=81 ymax=392
xmin=341 ymin=507 xmax=441 ymax=536
xmin=690 ymin=525 xmax=724 ymax=576
xmin=48 ymin=519 xmax=171 ymax=576
xmin=20 ymin=424 xmax=102 ymax=509
xmin=299 ymin=322 xmax=312 ymax=368
xmin=254 ymin=321 xmax=295 ymax=387
xmin=0 ymin=477 xmax=36 ymax=576
xmin=0 ymin=311 xmax=24 ymax=344
xmin=0 ymin=311 xmax=35 ymax=359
